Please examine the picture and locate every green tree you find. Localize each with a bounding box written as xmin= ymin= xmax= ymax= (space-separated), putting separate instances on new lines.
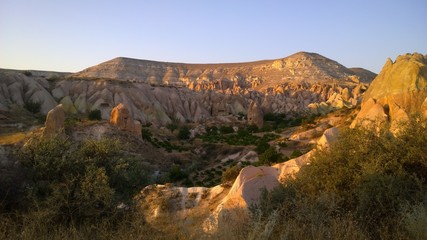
xmin=88 ymin=109 xmax=102 ymax=120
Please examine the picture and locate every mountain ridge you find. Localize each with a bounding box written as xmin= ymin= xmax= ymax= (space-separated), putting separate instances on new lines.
xmin=70 ymin=52 xmax=376 ymax=88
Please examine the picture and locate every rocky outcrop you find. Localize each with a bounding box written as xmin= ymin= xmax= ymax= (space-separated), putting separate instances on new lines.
xmin=42 ymin=104 xmax=65 ymax=138
xmin=0 ymin=71 xmax=57 ymax=114
xmin=317 ymin=127 xmax=340 ymax=149
xmin=352 ymin=53 xmax=427 ymax=128
xmin=247 ymin=101 xmax=263 ymax=128
xmin=110 ymin=103 xmax=141 ymax=137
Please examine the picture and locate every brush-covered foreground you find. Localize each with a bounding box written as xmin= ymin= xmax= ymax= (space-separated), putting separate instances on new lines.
xmin=0 ymin=118 xmax=426 ymax=239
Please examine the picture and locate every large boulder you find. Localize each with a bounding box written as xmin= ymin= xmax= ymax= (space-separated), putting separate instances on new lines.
xmin=42 ymin=104 xmax=65 ymax=138
xmin=110 ymin=103 xmax=141 ymax=137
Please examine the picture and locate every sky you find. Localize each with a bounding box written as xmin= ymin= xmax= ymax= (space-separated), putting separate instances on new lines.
xmin=0 ymin=0 xmax=426 ymax=73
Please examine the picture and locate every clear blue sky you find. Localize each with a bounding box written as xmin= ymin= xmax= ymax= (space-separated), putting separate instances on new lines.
xmin=0 ymin=0 xmax=426 ymax=73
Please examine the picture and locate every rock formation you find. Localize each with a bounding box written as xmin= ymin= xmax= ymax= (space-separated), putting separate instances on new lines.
xmin=0 ymin=71 xmax=57 ymax=114
xmin=1 ymin=52 xmax=375 ymax=126
xmin=42 ymin=104 xmax=65 ymax=138
xmin=247 ymin=101 xmax=263 ymax=128
xmin=317 ymin=127 xmax=339 ymax=149
xmin=352 ymin=53 xmax=427 ymax=128
xmin=110 ymin=103 xmax=142 ymax=137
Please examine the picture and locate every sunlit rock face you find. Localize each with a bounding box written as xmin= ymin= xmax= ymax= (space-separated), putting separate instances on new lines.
xmin=109 ymin=103 xmax=141 ymax=138
xmin=352 ymin=53 xmax=427 ymax=128
xmin=42 ymin=104 xmax=65 ymax=138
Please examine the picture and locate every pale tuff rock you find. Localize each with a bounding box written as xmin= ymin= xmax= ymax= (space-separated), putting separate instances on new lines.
xmin=352 ymin=53 xmax=427 ymax=128
xmin=42 ymin=104 xmax=65 ymax=138
xmin=317 ymin=127 xmax=339 ymax=149
xmin=109 ymin=103 xmax=141 ymax=137
xmin=247 ymin=101 xmax=263 ymax=128
xmin=0 ymin=71 xmax=57 ymax=114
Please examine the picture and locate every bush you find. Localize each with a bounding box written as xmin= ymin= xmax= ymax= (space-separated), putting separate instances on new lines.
xmin=220 ymin=126 xmax=234 ymax=134
xmin=17 ymin=136 xmax=149 ymax=225
xmin=24 ymin=100 xmax=41 ymax=114
xmin=166 ymin=123 xmax=178 ymax=133
xmin=221 ymin=165 xmax=242 ymax=185
xmin=258 ymin=146 xmax=283 ymax=165
xmin=177 ymin=126 xmax=191 ymax=140
xmin=289 ymin=149 xmax=303 ymax=158
xmin=251 ymin=117 xmax=427 ymax=239
xmin=168 ymin=165 xmax=188 ymax=182
xmin=88 ymin=109 xmax=102 ymax=120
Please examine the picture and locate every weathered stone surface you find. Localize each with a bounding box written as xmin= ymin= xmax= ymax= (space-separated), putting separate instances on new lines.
xmin=247 ymin=101 xmax=263 ymax=128
xmin=317 ymin=127 xmax=339 ymax=149
xmin=352 ymin=53 xmax=427 ymax=128
xmin=43 ymin=104 xmax=65 ymax=138
xmin=109 ymin=103 xmax=141 ymax=137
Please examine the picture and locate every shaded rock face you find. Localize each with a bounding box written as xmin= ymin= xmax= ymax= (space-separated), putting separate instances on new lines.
xmin=247 ymin=101 xmax=263 ymax=128
xmin=110 ymin=103 xmax=141 ymax=137
xmin=352 ymin=53 xmax=427 ymax=128
xmin=43 ymin=104 xmax=65 ymax=138
xmin=0 ymin=71 xmax=57 ymax=114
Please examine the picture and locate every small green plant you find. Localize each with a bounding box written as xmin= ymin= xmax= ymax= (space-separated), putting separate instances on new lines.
xmin=166 ymin=123 xmax=178 ymax=133
xmin=168 ymin=165 xmax=188 ymax=181
xmin=221 ymin=165 xmax=242 ymax=186
xmin=24 ymin=100 xmax=41 ymax=114
xmin=88 ymin=109 xmax=102 ymax=120
xmin=258 ymin=146 xmax=283 ymax=165
xmin=290 ymin=150 xmax=303 ymax=158
xmin=178 ymin=126 xmax=191 ymax=140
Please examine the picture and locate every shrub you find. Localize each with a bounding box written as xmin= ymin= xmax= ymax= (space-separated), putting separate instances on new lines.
xmin=24 ymin=100 xmax=41 ymax=114
xmin=289 ymin=150 xmax=303 ymax=158
xmin=221 ymin=165 xmax=242 ymax=185
xmin=258 ymin=147 xmax=283 ymax=165
xmin=17 ymin=136 xmax=149 ymax=225
xmin=141 ymin=128 xmax=153 ymax=141
xmin=220 ymin=126 xmax=234 ymax=134
xmin=178 ymin=126 xmax=190 ymax=140
xmin=251 ymin=117 xmax=427 ymax=239
xmin=256 ymin=141 xmax=270 ymax=154
xmin=88 ymin=109 xmax=102 ymax=120
xmin=168 ymin=165 xmax=188 ymax=182
xmin=166 ymin=123 xmax=178 ymax=133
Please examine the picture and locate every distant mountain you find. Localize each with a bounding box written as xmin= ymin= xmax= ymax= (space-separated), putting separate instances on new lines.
xmin=70 ymin=52 xmax=375 ymax=91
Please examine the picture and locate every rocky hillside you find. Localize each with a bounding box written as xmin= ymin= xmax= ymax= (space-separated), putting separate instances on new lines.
xmin=1 ymin=52 xmax=375 ymax=126
xmin=71 ymin=52 xmax=373 ymax=90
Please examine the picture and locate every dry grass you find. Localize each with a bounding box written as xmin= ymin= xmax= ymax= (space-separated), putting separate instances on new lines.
xmin=0 ymin=132 xmax=26 ymax=145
